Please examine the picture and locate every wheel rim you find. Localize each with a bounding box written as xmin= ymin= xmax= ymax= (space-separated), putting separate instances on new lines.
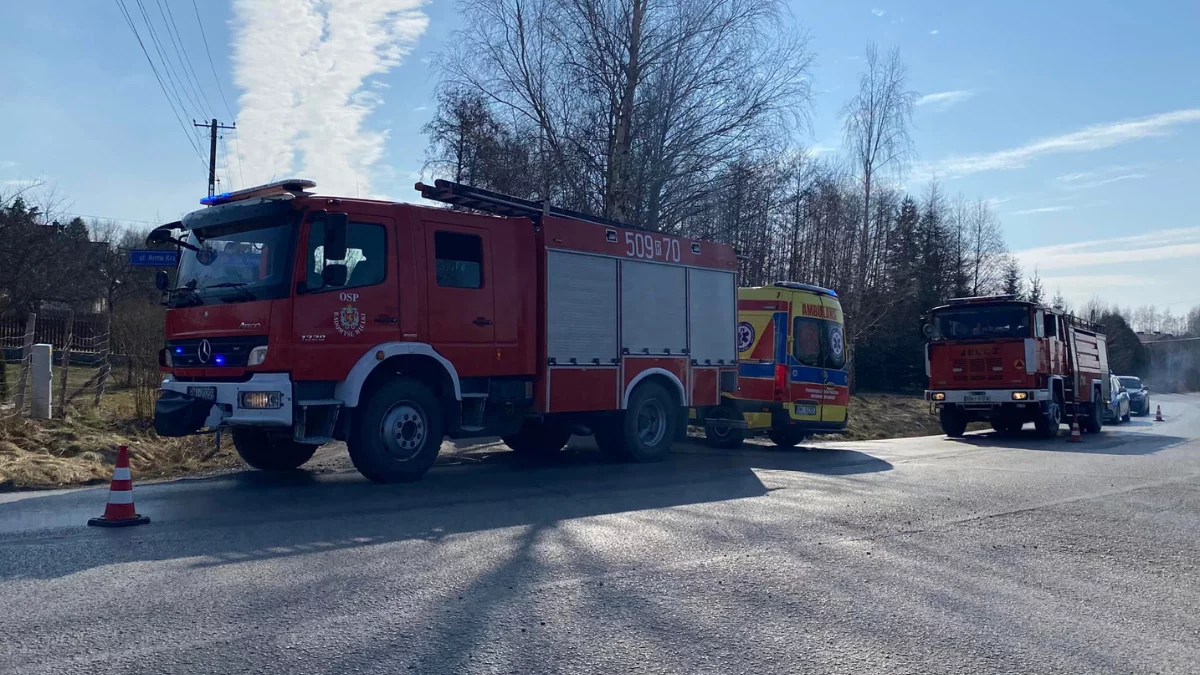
xmin=1048 ymin=402 xmax=1060 ymax=426
xmin=636 ymin=398 xmax=667 ymax=447
xmin=380 ymin=402 xmax=427 ymax=461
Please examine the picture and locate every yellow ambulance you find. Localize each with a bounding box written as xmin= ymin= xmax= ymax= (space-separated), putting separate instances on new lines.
xmin=697 ymin=282 xmax=848 ymax=447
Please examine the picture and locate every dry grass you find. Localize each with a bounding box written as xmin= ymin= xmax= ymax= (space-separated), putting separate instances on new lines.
xmin=0 ymin=372 xmax=239 ymax=491
xmin=836 ymin=393 xmax=945 ymax=441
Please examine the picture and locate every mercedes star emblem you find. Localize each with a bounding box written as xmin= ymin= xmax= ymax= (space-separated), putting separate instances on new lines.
xmin=198 ymin=339 xmax=212 ymax=364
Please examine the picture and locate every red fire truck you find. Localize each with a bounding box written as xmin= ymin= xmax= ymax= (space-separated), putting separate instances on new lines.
xmin=924 ymin=295 xmax=1110 ymax=438
xmin=148 ymin=179 xmax=740 ymax=482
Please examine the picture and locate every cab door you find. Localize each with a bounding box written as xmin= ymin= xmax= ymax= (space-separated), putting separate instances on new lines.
xmin=424 ymin=221 xmax=496 ymax=377
xmin=292 ymin=214 xmax=400 ymax=383
xmin=818 ymin=295 xmax=848 ymax=424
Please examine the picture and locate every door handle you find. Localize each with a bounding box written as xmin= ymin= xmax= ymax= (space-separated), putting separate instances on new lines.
xmin=473 ymin=317 xmax=493 ymax=326
xmin=374 ymin=316 xmax=398 ymax=324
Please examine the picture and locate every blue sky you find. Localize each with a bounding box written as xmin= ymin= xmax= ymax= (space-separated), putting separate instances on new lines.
xmin=2 ymin=0 xmax=1199 ymax=312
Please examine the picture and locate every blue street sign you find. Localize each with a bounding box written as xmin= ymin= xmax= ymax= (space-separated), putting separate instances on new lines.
xmin=129 ymin=249 xmax=179 ymax=267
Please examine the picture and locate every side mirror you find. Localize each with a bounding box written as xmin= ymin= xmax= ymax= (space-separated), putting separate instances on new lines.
xmin=1143 ymin=385 xmax=1150 ymax=391
xmin=324 ymin=213 xmax=349 ymax=261
xmin=321 ymin=263 xmax=348 ymax=287
xmin=921 ymin=323 xmax=935 ymax=339
xmin=155 ymin=270 xmax=170 ymax=291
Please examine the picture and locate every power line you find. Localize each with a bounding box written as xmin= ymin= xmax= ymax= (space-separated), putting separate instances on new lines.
xmin=132 ymin=0 xmax=204 ymax=117
xmin=191 ymin=0 xmax=236 ymax=121
xmin=114 ymin=0 xmax=208 ymax=169
xmin=220 ymin=133 xmax=234 ymax=190
xmin=230 ymin=126 xmax=246 ymax=189
xmin=156 ymin=0 xmax=213 ymax=114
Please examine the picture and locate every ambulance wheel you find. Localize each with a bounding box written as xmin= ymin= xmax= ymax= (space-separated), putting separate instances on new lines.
xmin=503 ymin=419 xmax=572 ymax=461
xmin=596 ymin=381 xmax=677 ymax=463
xmin=348 ymin=377 xmax=443 ymax=483
xmin=231 ymin=428 xmax=319 ymax=471
xmin=704 ymin=407 xmax=745 ymax=449
xmin=940 ymin=407 xmax=968 ymax=438
xmin=767 ymin=427 xmax=808 ymax=448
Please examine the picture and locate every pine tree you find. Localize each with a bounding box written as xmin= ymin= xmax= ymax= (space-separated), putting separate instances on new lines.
xmin=1001 ymin=257 xmax=1023 ymax=299
xmin=1027 ymin=268 xmax=1045 ymax=306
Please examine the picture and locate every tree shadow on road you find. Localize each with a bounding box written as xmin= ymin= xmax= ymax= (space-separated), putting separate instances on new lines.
xmin=0 ymin=438 xmax=891 ymax=581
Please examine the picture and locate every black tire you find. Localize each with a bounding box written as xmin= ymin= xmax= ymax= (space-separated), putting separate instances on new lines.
xmin=231 ymin=427 xmax=319 ymax=471
xmin=347 ymin=377 xmax=443 ymax=483
xmin=704 ymin=406 xmax=746 ymax=449
xmin=596 ymin=381 xmax=678 ymax=463
xmin=1142 ymin=399 xmax=1151 ymax=416
xmin=1121 ymin=409 xmax=1131 ymax=424
xmin=1035 ymin=396 xmax=1063 ymax=438
xmin=767 ymin=427 xmax=807 ymax=448
xmin=502 ymin=419 xmax=572 ymax=461
xmin=940 ymin=407 xmax=968 ymax=438
xmin=1082 ymin=397 xmax=1103 ymax=434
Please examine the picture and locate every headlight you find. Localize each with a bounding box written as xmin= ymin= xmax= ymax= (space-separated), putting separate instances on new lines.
xmin=239 ymin=391 xmax=282 ymax=409
xmin=1011 ymin=392 xmax=1028 ymax=401
xmin=931 ymin=392 xmax=946 ymax=401
xmin=247 ymin=346 xmax=268 ymax=367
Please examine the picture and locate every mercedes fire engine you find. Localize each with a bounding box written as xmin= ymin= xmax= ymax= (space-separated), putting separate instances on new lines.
xmin=924 ymin=295 xmax=1110 ymax=438
xmin=148 ymin=179 xmax=739 ymax=482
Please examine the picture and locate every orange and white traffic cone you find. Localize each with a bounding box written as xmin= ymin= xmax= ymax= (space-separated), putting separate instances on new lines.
xmin=1155 ymin=405 xmax=1164 ymax=422
xmin=1067 ymin=419 xmax=1082 ymax=442
xmin=88 ymin=446 xmax=150 ymax=528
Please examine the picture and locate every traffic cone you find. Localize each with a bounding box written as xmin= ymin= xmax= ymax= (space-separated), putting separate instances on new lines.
xmin=88 ymin=446 xmax=150 ymax=528
xmin=1067 ymin=419 xmax=1082 ymax=442
xmin=1155 ymin=405 xmax=1164 ymax=422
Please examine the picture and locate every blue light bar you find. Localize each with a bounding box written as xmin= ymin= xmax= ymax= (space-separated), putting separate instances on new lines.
xmin=174 ymin=347 xmax=184 ymax=354
xmin=214 ymin=355 xmax=225 ymax=365
xmin=199 ymin=179 xmax=316 ymax=206
xmin=772 ymin=281 xmax=838 ymax=297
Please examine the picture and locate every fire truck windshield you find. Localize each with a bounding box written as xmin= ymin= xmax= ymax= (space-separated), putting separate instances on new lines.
xmin=932 ymin=305 xmax=1031 ymax=340
xmin=171 ymin=222 xmax=294 ymax=307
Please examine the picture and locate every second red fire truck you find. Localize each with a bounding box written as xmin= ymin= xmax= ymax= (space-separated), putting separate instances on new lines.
xmin=149 ymin=179 xmax=739 ymax=482
xmin=924 ymin=295 xmax=1110 ymax=438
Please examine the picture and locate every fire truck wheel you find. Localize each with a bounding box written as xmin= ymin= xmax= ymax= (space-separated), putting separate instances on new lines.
xmin=767 ymin=427 xmax=807 ymax=448
xmin=1082 ymin=397 xmax=1103 ymax=434
xmin=939 ymin=407 xmax=968 ymax=438
xmin=348 ymin=377 xmax=444 ymax=483
xmin=704 ymin=407 xmax=745 ymax=449
xmin=1035 ymin=397 xmax=1062 ymax=438
xmin=597 ymin=381 xmax=677 ymax=463
xmin=231 ymin=428 xmax=319 ymax=471
xmin=503 ymin=420 xmax=573 ymax=461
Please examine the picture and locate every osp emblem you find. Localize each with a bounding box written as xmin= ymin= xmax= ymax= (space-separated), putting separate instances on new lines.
xmin=736 ymin=322 xmax=755 ymax=352
xmin=334 ymin=292 xmax=366 ymax=337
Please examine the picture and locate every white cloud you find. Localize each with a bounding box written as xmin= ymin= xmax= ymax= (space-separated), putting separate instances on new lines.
xmin=929 ymin=29 xmax=939 ymax=35
xmin=915 ymin=90 xmax=974 ymax=110
xmin=871 ymin=8 xmax=886 ymax=17
xmin=1062 ymin=173 xmax=1147 ymax=191
xmin=1010 ymin=205 xmax=1073 ymax=215
xmin=411 ymin=105 xmax=428 ymax=112
xmin=231 ymin=0 xmax=429 ymax=197
xmin=808 ymin=144 xmax=839 ymax=157
xmin=923 ymin=108 xmax=1200 ymax=179
xmin=1016 ymin=226 xmax=1200 ymax=271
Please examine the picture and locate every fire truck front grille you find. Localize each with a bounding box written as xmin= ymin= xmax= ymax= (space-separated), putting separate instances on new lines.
xmin=166 ymin=336 xmax=268 ymax=368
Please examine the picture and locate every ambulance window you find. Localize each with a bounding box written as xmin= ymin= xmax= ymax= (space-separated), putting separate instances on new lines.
xmin=307 ymin=221 xmax=386 ymax=291
xmin=435 ymin=231 xmax=483 ymax=289
xmin=792 ymin=317 xmax=821 ymax=366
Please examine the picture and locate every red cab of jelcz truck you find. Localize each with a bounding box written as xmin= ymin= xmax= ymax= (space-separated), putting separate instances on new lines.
xmin=149 ymin=179 xmax=740 ymax=482
xmin=923 ymin=295 xmax=1110 ymax=438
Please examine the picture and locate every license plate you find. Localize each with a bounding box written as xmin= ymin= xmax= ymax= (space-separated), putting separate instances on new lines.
xmin=793 ymin=404 xmax=817 ymax=416
xmin=963 ymin=395 xmax=989 ymax=404
xmin=188 ymin=386 xmax=217 ymax=401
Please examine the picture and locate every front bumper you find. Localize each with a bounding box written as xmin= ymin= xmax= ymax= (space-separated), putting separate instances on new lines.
xmin=925 ymin=389 xmax=1051 ymax=404
xmin=155 ymin=373 xmax=293 ymax=436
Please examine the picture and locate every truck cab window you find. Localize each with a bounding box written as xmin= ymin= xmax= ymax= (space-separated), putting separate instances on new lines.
xmin=435 ymin=231 xmax=483 ymax=289
xmin=307 ymin=221 xmax=386 ymax=291
xmin=1043 ymin=314 xmax=1058 ymax=339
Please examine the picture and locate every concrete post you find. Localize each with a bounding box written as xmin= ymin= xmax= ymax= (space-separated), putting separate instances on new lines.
xmin=30 ymin=343 xmax=52 ymax=419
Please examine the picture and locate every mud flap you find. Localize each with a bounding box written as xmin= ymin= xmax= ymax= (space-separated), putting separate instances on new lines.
xmin=154 ymin=391 xmax=212 ymax=437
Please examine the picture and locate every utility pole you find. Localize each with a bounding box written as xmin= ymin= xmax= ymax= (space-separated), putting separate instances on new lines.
xmin=193 ymin=118 xmax=236 ymax=196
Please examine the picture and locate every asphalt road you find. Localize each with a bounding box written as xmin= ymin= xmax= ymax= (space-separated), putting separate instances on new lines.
xmin=2 ymin=396 xmax=1198 ymax=674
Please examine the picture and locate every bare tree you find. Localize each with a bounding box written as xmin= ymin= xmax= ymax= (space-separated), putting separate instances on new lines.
xmin=841 ymin=43 xmax=917 ymax=364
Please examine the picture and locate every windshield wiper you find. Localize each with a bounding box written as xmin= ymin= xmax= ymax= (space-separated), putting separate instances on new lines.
xmin=203 ymin=282 xmax=258 ymax=302
xmin=166 ymin=283 xmax=204 ymax=308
